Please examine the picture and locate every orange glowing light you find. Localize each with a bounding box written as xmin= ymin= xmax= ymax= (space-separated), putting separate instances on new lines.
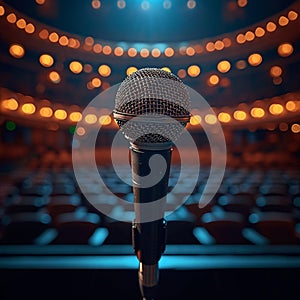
xmin=255 ymin=27 xmax=265 ymax=37
xmin=70 ymin=112 xmax=82 ymax=122
xmin=91 ymin=77 xmax=101 ymax=88
xmin=39 ymin=107 xmax=53 ymax=118
xmin=218 ymin=112 xmax=231 ymax=123
xmin=2 ymin=98 xmax=18 ymax=110
xmin=190 ymin=115 xmax=202 ymax=125
xmin=69 ymin=61 xmax=83 ymax=74
xmin=25 ymin=23 xmax=35 ymax=34
xmin=0 ymin=6 xmax=5 ymax=16
xmin=49 ymin=32 xmax=59 ymax=43
xmin=187 ymin=65 xmax=200 ymax=77
xmin=270 ymin=66 xmax=282 ymax=77
xmin=59 ymin=36 xmax=68 ymax=46
xmin=16 ymin=18 xmax=26 ymax=29
xmin=39 ymin=54 xmax=54 ymax=67
xmin=248 ymin=53 xmax=262 ymax=66
xmin=206 ymin=42 xmax=215 ymax=52
xmin=285 ymin=101 xmax=297 ymax=112
xmin=126 ymin=67 xmax=138 ymax=76
xmin=114 ymin=46 xmax=124 ymax=56
xmin=54 ymin=109 xmax=67 ymax=120
xmin=291 ymin=123 xmax=300 ymax=133
xmin=245 ymin=31 xmax=255 ymax=41
xmin=93 ymin=44 xmax=102 ymax=53
xmin=128 ymin=47 xmax=137 ymax=57
xmin=266 ymin=22 xmax=277 ymax=32
xmin=91 ymin=0 xmax=101 ymax=9
xmin=98 ymin=64 xmax=111 ymax=77
xmin=7 ymin=13 xmax=17 ymax=23
xmin=99 ymin=115 xmax=112 ymax=125
xmin=140 ymin=48 xmax=150 ymax=58
xmin=205 ymin=114 xmax=217 ymax=125
xmin=214 ymin=40 xmax=224 ymax=50
xmin=102 ymin=45 xmax=112 ymax=55
xmin=177 ymin=69 xmax=186 ymax=78
xmin=278 ymin=43 xmax=293 ymax=57
xmin=39 ymin=29 xmax=49 ymax=39
xmin=164 ymin=47 xmax=174 ymax=57
xmin=250 ymin=107 xmax=265 ymax=118
xmin=151 ymin=48 xmax=161 ymax=58
xmin=278 ymin=16 xmax=289 ymax=26
xmin=186 ymin=47 xmax=195 ymax=56
xmin=85 ymin=114 xmax=97 ymax=124
xmin=9 ymin=44 xmax=25 ymax=58
xmin=236 ymin=34 xmax=246 ymax=44
xmin=222 ymin=38 xmax=231 ymax=48
xmin=217 ymin=60 xmax=231 ymax=73
xmin=233 ymin=110 xmax=247 ymax=120
xmin=269 ymin=104 xmax=284 ymax=115
xmin=288 ymin=10 xmax=298 ymax=21
xmin=208 ymin=74 xmax=220 ymax=86
xmin=22 ymin=103 xmax=36 ymax=114
xmin=49 ymin=71 xmax=61 ymax=83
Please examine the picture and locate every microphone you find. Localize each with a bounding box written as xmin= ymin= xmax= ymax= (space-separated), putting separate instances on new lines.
xmin=113 ymin=68 xmax=190 ymax=299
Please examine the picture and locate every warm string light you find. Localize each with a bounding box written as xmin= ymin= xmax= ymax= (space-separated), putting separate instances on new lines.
xmin=1 ymin=90 xmax=300 ymax=133
xmin=2 ymin=2 xmax=298 ymax=58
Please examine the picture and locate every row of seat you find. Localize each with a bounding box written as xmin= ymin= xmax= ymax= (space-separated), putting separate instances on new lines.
xmin=0 ymin=165 xmax=300 ymax=246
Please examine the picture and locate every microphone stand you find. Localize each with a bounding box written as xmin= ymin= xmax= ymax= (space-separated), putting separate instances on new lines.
xmin=130 ymin=146 xmax=170 ymax=300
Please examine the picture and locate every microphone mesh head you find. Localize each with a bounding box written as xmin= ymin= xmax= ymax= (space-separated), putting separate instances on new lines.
xmin=114 ymin=68 xmax=191 ymax=146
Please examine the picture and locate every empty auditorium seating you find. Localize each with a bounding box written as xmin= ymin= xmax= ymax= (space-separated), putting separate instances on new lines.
xmin=0 ymin=159 xmax=300 ymax=247
xmin=248 ymin=211 xmax=299 ymax=244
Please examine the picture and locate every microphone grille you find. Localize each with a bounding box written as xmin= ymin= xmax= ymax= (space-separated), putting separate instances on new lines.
xmin=114 ymin=68 xmax=191 ymax=147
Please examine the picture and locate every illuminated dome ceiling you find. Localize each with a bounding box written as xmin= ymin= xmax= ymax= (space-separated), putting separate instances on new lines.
xmin=0 ymin=0 xmax=300 ymax=128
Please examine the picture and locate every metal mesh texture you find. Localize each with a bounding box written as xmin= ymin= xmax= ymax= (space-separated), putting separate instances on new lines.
xmin=114 ymin=68 xmax=191 ymax=145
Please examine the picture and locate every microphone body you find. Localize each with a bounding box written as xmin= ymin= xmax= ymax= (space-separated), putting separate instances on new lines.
xmin=131 ymin=146 xmax=171 ymax=299
xmin=113 ymin=68 xmax=190 ymax=299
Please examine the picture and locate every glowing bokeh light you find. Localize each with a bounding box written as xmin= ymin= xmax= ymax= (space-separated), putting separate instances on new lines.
xmin=205 ymin=114 xmax=217 ymax=125
xmin=49 ymin=71 xmax=61 ymax=83
xmin=190 ymin=115 xmax=202 ymax=125
xmin=278 ymin=43 xmax=293 ymax=57
xmin=91 ymin=77 xmax=102 ymax=88
xmin=99 ymin=115 xmax=112 ymax=125
xmin=2 ymin=98 xmax=18 ymax=110
xmin=22 ymin=103 xmax=36 ymax=114
xmin=39 ymin=54 xmax=54 ymax=67
xmin=291 ymin=123 xmax=300 ymax=133
xmin=39 ymin=107 xmax=53 ymax=118
xmin=85 ymin=114 xmax=98 ymax=124
xmin=98 ymin=64 xmax=111 ymax=77
xmin=126 ymin=67 xmax=138 ymax=76
xmin=70 ymin=112 xmax=82 ymax=122
xmin=248 ymin=53 xmax=263 ymax=66
xmin=218 ymin=112 xmax=231 ymax=123
xmin=269 ymin=104 xmax=284 ymax=115
xmin=233 ymin=110 xmax=247 ymax=120
xmin=54 ymin=109 xmax=67 ymax=120
xmin=9 ymin=44 xmax=25 ymax=58
xmin=270 ymin=66 xmax=282 ymax=77
xmin=217 ymin=60 xmax=231 ymax=73
xmin=250 ymin=107 xmax=265 ymax=118
xmin=69 ymin=61 xmax=83 ymax=74
xmin=187 ymin=65 xmax=200 ymax=77
xmin=285 ymin=101 xmax=297 ymax=112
